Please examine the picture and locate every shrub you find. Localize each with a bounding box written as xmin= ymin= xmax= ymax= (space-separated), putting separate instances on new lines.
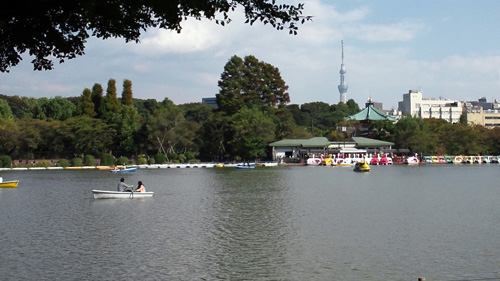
xmin=72 ymin=157 xmax=83 ymax=167
xmin=154 ymin=153 xmax=166 ymax=164
xmin=167 ymin=153 xmax=178 ymax=161
xmin=178 ymin=154 xmax=186 ymax=163
xmin=0 ymin=155 xmax=12 ymax=168
xmin=36 ymin=161 xmax=51 ymax=167
xmin=84 ymin=155 xmax=95 ymax=166
xmin=149 ymin=158 xmax=155 ymax=165
xmin=116 ymin=156 xmax=129 ymax=165
xmin=100 ymin=153 xmax=114 ymax=166
xmin=185 ymin=151 xmax=196 ymax=161
xmin=58 ymin=159 xmax=70 ymax=167
xmin=137 ymin=155 xmax=148 ymax=165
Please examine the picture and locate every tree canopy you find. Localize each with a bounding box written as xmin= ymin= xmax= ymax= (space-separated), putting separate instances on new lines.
xmin=0 ymin=0 xmax=311 ymax=72
xmin=217 ymin=55 xmax=290 ymax=115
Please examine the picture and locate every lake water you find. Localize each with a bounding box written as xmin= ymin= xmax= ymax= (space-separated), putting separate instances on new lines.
xmin=1 ymin=165 xmax=500 ymax=281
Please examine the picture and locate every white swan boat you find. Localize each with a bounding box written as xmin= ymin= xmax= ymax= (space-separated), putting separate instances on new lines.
xmin=306 ymin=154 xmax=324 ymax=165
xmin=404 ymin=156 xmax=419 ymax=165
xmin=92 ymin=190 xmax=154 ymax=199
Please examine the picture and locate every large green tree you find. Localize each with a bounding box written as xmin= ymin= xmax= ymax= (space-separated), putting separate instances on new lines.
xmin=33 ymin=96 xmax=76 ymax=121
xmin=0 ymin=95 xmax=37 ymax=119
xmin=102 ymin=79 xmax=121 ymax=119
xmin=180 ymin=102 xmax=215 ymax=124
xmin=63 ymin=116 xmax=116 ymax=156
xmin=393 ymin=115 xmax=435 ymax=155
xmin=77 ymin=88 xmax=96 ymax=117
xmin=229 ymin=106 xmax=276 ymax=160
xmin=288 ymin=101 xmax=360 ymax=137
xmin=1 ymin=1 xmax=310 ymax=72
xmin=147 ymin=98 xmax=198 ymax=156
xmin=0 ymin=118 xmax=19 ymax=156
xmin=91 ymin=83 xmax=104 ymax=118
xmin=0 ymin=99 xmax=13 ymax=119
xmin=198 ymin=112 xmax=229 ymax=161
xmin=300 ymin=102 xmax=331 ymax=133
xmin=115 ymin=105 xmax=141 ymax=153
xmin=485 ymin=127 xmax=500 ymax=155
xmin=122 ymin=79 xmax=133 ymax=106
xmin=216 ymin=55 xmax=290 ymax=115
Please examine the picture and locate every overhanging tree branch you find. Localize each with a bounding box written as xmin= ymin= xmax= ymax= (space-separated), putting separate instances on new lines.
xmin=0 ymin=0 xmax=312 ymax=72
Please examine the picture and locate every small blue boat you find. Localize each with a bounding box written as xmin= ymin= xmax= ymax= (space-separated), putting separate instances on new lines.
xmin=110 ymin=167 xmax=137 ymax=173
xmin=235 ymin=166 xmax=255 ymax=170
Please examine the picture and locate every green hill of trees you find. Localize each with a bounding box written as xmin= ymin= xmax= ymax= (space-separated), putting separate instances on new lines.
xmin=1 ymin=55 xmax=500 ymax=167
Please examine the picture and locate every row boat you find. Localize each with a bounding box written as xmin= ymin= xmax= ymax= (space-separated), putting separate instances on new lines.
xmin=0 ymin=180 xmax=19 ymax=188
xmin=110 ymin=167 xmax=137 ymax=173
xmin=235 ymin=166 xmax=255 ymax=170
xmin=92 ymin=190 xmax=153 ymax=199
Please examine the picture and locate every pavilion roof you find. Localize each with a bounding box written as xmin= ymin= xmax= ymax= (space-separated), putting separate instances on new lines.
xmin=269 ymin=137 xmax=331 ymax=148
xmin=345 ymin=105 xmax=396 ymax=121
xmin=352 ymin=137 xmax=394 ymax=147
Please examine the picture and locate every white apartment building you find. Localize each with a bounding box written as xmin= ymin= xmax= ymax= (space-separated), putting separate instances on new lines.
xmin=398 ymin=90 xmax=463 ymax=123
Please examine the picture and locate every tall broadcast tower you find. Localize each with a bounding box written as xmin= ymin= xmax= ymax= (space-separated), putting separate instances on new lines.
xmin=338 ymin=40 xmax=348 ymax=103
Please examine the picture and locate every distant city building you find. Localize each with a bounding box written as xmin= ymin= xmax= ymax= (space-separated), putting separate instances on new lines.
xmin=466 ymin=106 xmax=500 ymax=128
xmin=337 ymin=40 xmax=348 ymax=104
xmin=465 ymin=97 xmax=500 ymax=110
xmin=366 ymin=98 xmax=383 ymax=111
xmin=397 ymin=90 xmax=462 ymax=123
xmin=202 ymin=97 xmax=218 ymax=108
xmin=363 ymin=98 xmax=402 ymax=120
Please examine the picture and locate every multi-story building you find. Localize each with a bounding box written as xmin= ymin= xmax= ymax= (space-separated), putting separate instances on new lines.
xmin=201 ymin=97 xmax=218 ymax=108
xmin=398 ymin=90 xmax=463 ymax=123
xmin=466 ymin=106 xmax=500 ymax=128
xmin=466 ymin=97 xmax=500 ymax=110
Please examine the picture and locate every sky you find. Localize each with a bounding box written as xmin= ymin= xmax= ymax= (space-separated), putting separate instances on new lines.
xmin=2 ymin=0 xmax=500 ymax=110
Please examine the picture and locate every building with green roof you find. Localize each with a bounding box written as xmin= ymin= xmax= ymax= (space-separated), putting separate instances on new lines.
xmin=344 ymin=99 xmax=397 ymax=137
xmin=269 ymin=136 xmax=396 ymax=162
xmin=345 ymin=104 xmax=396 ymax=122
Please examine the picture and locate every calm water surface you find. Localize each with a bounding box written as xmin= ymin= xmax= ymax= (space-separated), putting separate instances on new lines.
xmin=1 ymin=165 xmax=500 ymax=280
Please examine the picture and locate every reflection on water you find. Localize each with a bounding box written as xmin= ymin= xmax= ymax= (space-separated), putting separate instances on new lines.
xmin=203 ymin=169 xmax=294 ymax=279
xmin=1 ymin=165 xmax=500 ymax=280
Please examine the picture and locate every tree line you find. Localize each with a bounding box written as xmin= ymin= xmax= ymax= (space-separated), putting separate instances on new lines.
xmin=1 ymin=55 xmax=500 ymax=167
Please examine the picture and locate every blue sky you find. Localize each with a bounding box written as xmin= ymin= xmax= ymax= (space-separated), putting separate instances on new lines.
xmin=2 ymin=0 xmax=500 ymax=110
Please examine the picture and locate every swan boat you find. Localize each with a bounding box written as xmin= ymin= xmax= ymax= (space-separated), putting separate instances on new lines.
xmin=92 ymin=190 xmax=154 ymax=199
xmin=353 ymin=161 xmax=370 ymax=172
xmin=404 ymin=156 xmax=419 ymax=165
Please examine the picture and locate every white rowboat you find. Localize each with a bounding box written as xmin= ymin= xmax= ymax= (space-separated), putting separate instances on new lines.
xmin=92 ymin=190 xmax=153 ymax=199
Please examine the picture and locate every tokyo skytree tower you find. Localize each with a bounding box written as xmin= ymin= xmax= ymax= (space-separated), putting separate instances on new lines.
xmin=338 ymin=40 xmax=348 ymax=103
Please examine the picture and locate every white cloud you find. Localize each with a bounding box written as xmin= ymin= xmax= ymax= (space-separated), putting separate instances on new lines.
xmin=337 ymin=47 xmax=500 ymax=108
xmin=2 ymin=0 xmax=500 ymax=110
xmin=131 ymin=19 xmax=223 ymax=55
xmin=133 ymin=62 xmax=154 ymax=72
